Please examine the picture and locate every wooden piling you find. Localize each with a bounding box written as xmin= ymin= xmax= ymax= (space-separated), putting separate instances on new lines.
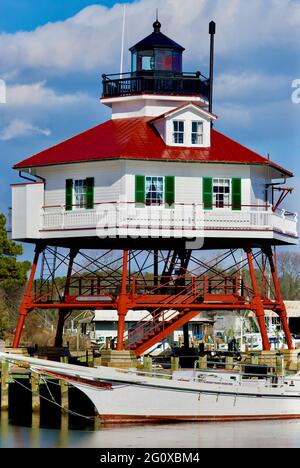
xmin=225 ymin=356 xmax=234 ymax=370
xmin=60 ymin=380 xmax=69 ymax=412
xmin=171 ymin=357 xmax=179 ymax=371
xmin=0 ymin=357 xmax=98 ymax=431
xmin=198 ymin=355 xmax=207 ymax=370
xmin=1 ymin=360 xmax=9 ymax=410
xmin=31 ymin=373 xmax=40 ymax=412
xmin=143 ymin=357 xmax=152 ymax=372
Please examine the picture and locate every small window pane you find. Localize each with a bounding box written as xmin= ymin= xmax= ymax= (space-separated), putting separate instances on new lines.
xmin=145 ymin=176 xmax=164 ymax=205
xmin=212 ymin=178 xmax=230 ymax=209
xmin=191 ymin=121 xmax=204 ymax=145
xmin=173 ymin=120 xmax=184 ymax=144
xmin=74 ymin=179 xmax=86 ymax=208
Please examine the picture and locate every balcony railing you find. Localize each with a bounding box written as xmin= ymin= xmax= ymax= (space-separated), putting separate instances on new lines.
xmin=101 ymin=71 xmax=210 ymax=100
xmin=40 ymin=202 xmax=298 ymax=239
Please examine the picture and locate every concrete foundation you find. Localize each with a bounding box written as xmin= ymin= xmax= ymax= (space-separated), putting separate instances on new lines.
xmin=100 ymin=350 xmax=138 ymax=368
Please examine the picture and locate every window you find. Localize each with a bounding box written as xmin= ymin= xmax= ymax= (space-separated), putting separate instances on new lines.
xmin=213 ymin=178 xmax=230 ymax=208
xmin=145 ymin=176 xmax=164 ymax=205
xmin=135 ymin=175 xmax=175 ymax=207
xmin=74 ymin=179 xmax=86 ymax=208
xmin=173 ymin=121 xmax=184 ymax=144
xmin=191 ymin=121 xmax=204 ymax=145
xmin=65 ymin=178 xmax=94 ymax=211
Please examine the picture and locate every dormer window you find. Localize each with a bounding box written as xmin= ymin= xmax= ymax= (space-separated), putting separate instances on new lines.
xmin=191 ymin=121 xmax=204 ymax=145
xmin=173 ymin=120 xmax=184 ymax=144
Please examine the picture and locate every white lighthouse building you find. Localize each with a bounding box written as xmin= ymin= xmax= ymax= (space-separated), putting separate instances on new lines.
xmin=11 ymin=20 xmax=297 ymax=354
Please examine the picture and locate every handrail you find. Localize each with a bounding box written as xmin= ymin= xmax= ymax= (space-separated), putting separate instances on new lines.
xmin=102 ymin=71 xmax=209 ymax=81
xmin=124 ymin=274 xmax=247 ymax=348
xmin=41 ymin=201 xmax=275 ymax=210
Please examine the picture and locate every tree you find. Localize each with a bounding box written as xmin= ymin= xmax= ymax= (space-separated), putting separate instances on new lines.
xmin=0 ymin=213 xmax=31 ymax=341
xmin=276 ymin=251 xmax=300 ymax=300
xmin=0 ymin=213 xmax=31 ymax=288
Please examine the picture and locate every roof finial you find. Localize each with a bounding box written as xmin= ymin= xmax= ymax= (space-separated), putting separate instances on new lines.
xmin=153 ymin=9 xmax=161 ymax=33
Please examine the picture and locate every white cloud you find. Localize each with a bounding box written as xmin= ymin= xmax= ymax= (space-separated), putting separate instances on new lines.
xmin=0 ymin=0 xmax=299 ymax=77
xmin=6 ymin=81 xmax=91 ymax=108
xmin=0 ymin=119 xmax=51 ymax=141
xmin=215 ymin=73 xmax=288 ymax=102
xmin=215 ymin=104 xmax=252 ymax=128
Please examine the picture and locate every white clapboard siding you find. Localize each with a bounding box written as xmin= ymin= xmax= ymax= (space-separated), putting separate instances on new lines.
xmin=34 ymin=159 xmax=253 ymax=208
xmin=250 ymin=166 xmax=272 ymax=206
xmin=37 ymin=161 xmax=125 ymax=207
xmin=124 ymin=160 xmax=251 ymax=207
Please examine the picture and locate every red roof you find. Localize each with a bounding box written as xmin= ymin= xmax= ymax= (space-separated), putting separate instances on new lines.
xmin=13 ymin=117 xmax=292 ymax=176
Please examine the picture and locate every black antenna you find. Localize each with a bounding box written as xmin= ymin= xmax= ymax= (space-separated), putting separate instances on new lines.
xmin=209 ymin=21 xmax=216 ymax=115
xmin=153 ymin=9 xmax=161 ymax=32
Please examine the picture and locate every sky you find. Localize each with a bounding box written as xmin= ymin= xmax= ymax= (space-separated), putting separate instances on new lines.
xmin=0 ymin=0 xmax=300 ymax=259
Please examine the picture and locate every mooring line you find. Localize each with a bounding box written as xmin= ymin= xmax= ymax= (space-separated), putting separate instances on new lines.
xmin=11 ymin=375 xmax=97 ymax=421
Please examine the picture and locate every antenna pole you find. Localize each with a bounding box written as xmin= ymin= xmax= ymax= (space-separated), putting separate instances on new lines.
xmin=209 ymin=21 xmax=216 ymax=115
xmin=120 ymin=4 xmax=126 ymax=78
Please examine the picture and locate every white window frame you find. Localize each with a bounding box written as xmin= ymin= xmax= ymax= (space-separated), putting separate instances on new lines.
xmin=145 ymin=176 xmax=164 ymax=206
xmin=191 ymin=121 xmax=204 ymax=145
xmin=173 ymin=120 xmax=185 ymax=145
xmin=212 ymin=178 xmax=231 ymax=209
xmin=73 ymin=179 xmax=86 ymax=209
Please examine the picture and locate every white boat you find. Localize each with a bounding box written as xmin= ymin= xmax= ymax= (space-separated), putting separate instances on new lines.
xmin=2 ymin=352 xmax=300 ymax=423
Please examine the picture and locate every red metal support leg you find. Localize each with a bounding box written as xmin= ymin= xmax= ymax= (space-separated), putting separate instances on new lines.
xmin=245 ymin=247 xmax=270 ymax=351
xmin=13 ymin=245 xmax=42 ymax=348
xmin=264 ymin=246 xmax=293 ymax=350
xmin=54 ymin=248 xmax=78 ymax=348
xmin=116 ymin=250 xmax=129 ymax=351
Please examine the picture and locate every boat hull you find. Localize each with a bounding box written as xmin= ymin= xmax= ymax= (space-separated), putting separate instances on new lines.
xmin=73 ymin=380 xmax=300 ymax=423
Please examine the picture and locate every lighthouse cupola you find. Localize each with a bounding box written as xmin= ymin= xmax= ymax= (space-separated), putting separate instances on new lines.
xmin=101 ymin=19 xmax=210 ymax=118
xmin=130 ymin=19 xmax=184 ymax=75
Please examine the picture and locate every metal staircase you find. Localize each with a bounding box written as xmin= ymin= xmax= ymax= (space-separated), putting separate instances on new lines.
xmin=125 ymin=308 xmax=201 ymax=356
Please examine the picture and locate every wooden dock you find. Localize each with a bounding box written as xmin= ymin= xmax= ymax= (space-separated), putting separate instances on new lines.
xmin=0 ymin=349 xmax=99 ymax=430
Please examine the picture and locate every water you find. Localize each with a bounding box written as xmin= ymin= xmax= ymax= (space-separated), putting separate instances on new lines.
xmin=1 ymin=412 xmax=300 ymax=448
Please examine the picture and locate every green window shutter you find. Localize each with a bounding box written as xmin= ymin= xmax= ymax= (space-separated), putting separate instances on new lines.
xmin=65 ymin=179 xmax=73 ymax=211
xmin=135 ymin=175 xmax=145 ymax=205
xmin=165 ymin=176 xmax=175 ymax=206
xmin=232 ymin=178 xmax=242 ymax=211
xmin=203 ymin=177 xmax=213 ymax=210
xmin=86 ymin=177 xmax=94 ymax=209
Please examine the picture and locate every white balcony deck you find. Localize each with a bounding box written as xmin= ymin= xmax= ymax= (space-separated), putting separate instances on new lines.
xmin=11 ymin=183 xmax=298 ymax=244
xmin=40 ymin=203 xmax=297 ymax=242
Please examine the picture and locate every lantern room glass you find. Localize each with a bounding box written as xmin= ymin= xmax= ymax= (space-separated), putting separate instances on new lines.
xmin=132 ymin=49 xmax=182 ymax=74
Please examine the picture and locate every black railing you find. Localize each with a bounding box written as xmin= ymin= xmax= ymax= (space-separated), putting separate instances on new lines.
xmin=102 ymin=71 xmax=210 ymax=100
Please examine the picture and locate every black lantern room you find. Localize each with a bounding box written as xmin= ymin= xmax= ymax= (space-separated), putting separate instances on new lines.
xmin=102 ymin=19 xmax=210 ymax=100
xmin=130 ymin=20 xmax=185 ymax=75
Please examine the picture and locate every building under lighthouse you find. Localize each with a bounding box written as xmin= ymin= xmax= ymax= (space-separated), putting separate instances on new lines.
xmin=11 ymin=20 xmax=297 ymax=355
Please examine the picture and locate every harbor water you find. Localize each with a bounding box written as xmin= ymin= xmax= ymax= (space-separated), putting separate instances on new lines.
xmin=2 ymin=414 xmax=300 ymax=448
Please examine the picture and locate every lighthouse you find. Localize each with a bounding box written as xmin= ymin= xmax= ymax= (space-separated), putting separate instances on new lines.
xmin=11 ymin=19 xmax=297 ymax=355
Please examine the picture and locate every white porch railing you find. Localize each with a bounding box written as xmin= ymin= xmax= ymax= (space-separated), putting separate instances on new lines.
xmin=41 ymin=203 xmax=298 ymax=238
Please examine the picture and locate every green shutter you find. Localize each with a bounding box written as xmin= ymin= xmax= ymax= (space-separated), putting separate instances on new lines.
xmin=232 ymin=178 xmax=241 ymax=211
xmin=135 ymin=175 xmax=145 ymax=206
xmin=165 ymin=176 xmax=175 ymax=206
xmin=65 ymin=179 xmax=73 ymax=211
xmin=86 ymin=177 xmax=94 ymax=209
xmin=203 ymin=177 xmax=213 ymax=210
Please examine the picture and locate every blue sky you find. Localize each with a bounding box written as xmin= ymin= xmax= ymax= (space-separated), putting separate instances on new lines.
xmin=0 ymin=0 xmax=128 ymax=32
xmin=0 ymin=0 xmax=300 ymax=259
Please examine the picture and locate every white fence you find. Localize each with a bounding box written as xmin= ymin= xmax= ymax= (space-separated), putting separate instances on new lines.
xmin=41 ymin=204 xmax=298 ymax=238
